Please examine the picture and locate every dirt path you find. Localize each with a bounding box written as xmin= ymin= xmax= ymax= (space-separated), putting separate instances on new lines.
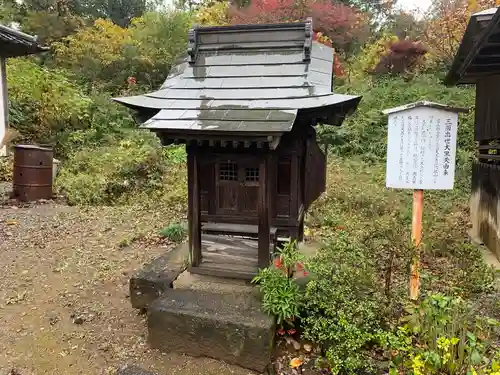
xmin=0 ymin=195 xmax=254 ymax=375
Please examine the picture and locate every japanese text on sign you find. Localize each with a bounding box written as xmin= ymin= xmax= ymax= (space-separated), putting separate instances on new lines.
xmin=386 ymin=107 xmax=458 ymax=190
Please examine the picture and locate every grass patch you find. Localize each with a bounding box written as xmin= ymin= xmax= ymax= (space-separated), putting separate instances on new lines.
xmin=159 ymin=223 xmax=186 ymax=243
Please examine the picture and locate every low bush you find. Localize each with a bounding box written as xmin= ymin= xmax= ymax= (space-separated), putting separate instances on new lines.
xmin=0 ymin=155 xmax=13 ymax=182
xmin=55 ymin=92 xmax=137 ymax=159
xmin=301 ymin=233 xmax=384 ymax=374
xmin=56 ymin=130 xmax=167 ymax=205
xmin=382 ymin=293 xmax=500 ymax=375
xmin=252 ymin=240 xmax=305 ymax=326
xmin=159 ymin=223 xmax=186 ymax=243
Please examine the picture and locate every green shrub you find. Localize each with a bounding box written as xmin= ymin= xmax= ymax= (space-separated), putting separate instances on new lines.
xmin=448 ymin=243 xmax=496 ymax=296
xmin=301 ymin=233 xmax=384 ymax=374
xmin=0 ymin=155 xmax=13 ymax=182
xmin=56 ymin=92 xmax=137 ymax=159
xmin=252 ymin=267 xmax=302 ymax=326
xmin=159 ymin=223 xmax=186 ymax=243
xmin=252 ymin=240 xmax=305 ymax=326
xmin=163 ymin=145 xmax=186 ymax=164
xmin=383 ymin=294 xmax=500 ymax=375
xmin=56 ymin=129 xmax=167 ymax=205
xmin=7 ymin=58 xmax=92 ymax=149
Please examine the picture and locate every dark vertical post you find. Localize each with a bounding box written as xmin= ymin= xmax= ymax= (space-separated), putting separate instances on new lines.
xmin=290 ymin=153 xmax=299 ymax=218
xmin=188 ymin=144 xmax=202 ymax=266
xmin=187 ymin=145 xmax=193 ymax=263
xmin=298 ymin=216 xmax=304 ymax=242
xmin=258 ymin=154 xmax=270 ymax=269
xmin=268 ymin=153 xmax=276 ymax=219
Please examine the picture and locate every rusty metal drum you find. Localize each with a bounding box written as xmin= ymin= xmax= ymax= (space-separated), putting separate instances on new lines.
xmin=13 ymin=144 xmax=54 ymax=201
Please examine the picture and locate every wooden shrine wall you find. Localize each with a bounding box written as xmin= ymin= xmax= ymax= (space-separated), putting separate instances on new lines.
xmin=197 ymin=150 xmax=301 ymax=229
xmin=471 ymin=76 xmax=500 ymax=261
xmin=186 ymin=125 xmax=327 ymax=238
xmin=304 ymin=137 xmax=326 ymax=209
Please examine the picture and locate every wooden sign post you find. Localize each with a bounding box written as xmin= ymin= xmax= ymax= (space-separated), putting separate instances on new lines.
xmin=410 ymin=189 xmax=423 ymax=300
xmin=383 ymin=101 xmax=468 ymax=300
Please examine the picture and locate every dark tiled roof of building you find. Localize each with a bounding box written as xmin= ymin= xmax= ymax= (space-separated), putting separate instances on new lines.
xmin=0 ymin=24 xmax=48 ymax=58
xmin=113 ymin=20 xmax=361 ymax=135
xmin=445 ymin=7 xmax=500 ymax=85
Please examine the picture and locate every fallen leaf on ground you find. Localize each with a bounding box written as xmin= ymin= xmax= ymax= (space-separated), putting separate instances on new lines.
xmin=289 ymin=358 xmax=302 ymax=368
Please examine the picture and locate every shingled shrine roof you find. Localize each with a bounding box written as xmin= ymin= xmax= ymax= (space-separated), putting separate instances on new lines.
xmin=113 ymin=19 xmax=361 ymax=136
xmin=445 ymin=7 xmax=500 ymax=85
xmin=0 ymin=24 xmax=48 ymax=58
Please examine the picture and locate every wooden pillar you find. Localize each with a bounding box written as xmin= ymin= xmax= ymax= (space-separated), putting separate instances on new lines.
xmin=0 ymin=57 xmax=8 ymax=156
xmin=298 ymin=216 xmax=305 ymax=242
xmin=258 ymin=154 xmax=270 ymax=269
xmin=188 ymin=145 xmax=202 ymax=267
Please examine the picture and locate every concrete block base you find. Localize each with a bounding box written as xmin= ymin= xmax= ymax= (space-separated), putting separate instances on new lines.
xmin=147 ymin=288 xmax=275 ymax=372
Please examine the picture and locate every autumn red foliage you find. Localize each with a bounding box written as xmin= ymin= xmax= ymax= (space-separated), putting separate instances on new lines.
xmin=229 ymin=0 xmax=368 ymax=51
xmin=373 ymin=39 xmax=428 ymax=75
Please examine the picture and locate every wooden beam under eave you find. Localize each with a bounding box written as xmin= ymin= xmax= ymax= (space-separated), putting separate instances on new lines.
xmin=268 ymin=136 xmax=281 ymax=150
xmin=462 ymin=70 xmax=500 ymax=79
xmin=476 ymin=53 xmax=500 ymax=59
xmin=469 ymin=62 xmax=500 ymax=69
xmin=258 ymin=155 xmax=270 ymax=269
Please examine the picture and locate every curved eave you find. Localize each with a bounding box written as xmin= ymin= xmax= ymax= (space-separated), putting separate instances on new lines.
xmin=297 ymin=94 xmax=362 ymax=126
xmin=113 ymin=93 xmax=361 ymax=131
xmin=0 ymin=24 xmax=48 ymax=58
xmin=445 ymin=7 xmax=500 ymax=86
xmin=112 ymin=93 xmax=361 ymax=112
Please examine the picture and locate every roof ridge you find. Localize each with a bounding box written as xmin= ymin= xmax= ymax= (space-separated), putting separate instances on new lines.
xmin=188 ymin=18 xmax=313 ymax=65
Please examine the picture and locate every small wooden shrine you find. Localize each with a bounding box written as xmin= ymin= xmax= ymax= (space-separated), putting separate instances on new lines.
xmin=445 ymin=7 xmax=500 ymax=259
xmin=114 ymin=19 xmax=361 ymax=279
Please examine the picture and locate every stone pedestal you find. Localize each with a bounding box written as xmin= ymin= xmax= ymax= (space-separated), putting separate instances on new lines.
xmin=147 ymin=288 xmax=275 ymax=372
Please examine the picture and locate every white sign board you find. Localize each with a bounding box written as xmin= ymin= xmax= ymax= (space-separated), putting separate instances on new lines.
xmin=386 ymin=106 xmax=458 ymax=190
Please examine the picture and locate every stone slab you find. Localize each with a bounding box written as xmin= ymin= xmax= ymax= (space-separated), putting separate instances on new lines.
xmin=148 ymin=288 xmax=275 ymax=372
xmin=116 ymin=365 xmax=157 ymax=375
xmin=130 ymin=243 xmax=189 ymax=309
xmin=173 ymin=270 xmax=255 ymax=295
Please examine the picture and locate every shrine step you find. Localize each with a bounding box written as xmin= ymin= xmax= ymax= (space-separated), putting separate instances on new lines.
xmin=147 ymin=288 xmax=275 ymax=372
xmin=201 ymin=222 xmax=278 ymax=238
xmin=129 ymin=242 xmax=189 ymax=309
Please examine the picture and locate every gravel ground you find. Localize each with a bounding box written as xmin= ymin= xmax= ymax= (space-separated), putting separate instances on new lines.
xmin=0 ymin=183 xmax=254 ymax=375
